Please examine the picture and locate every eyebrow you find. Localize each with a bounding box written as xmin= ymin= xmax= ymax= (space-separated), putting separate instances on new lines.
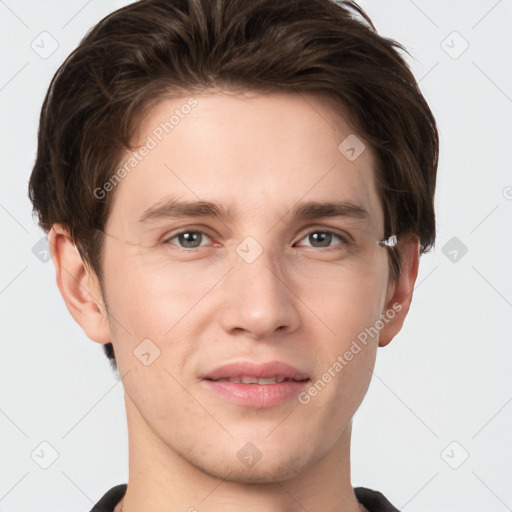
xmin=137 ymin=197 xmax=370 ymax=225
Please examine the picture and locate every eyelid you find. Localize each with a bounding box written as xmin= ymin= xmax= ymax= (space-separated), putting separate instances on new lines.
xmin=161 ymin=224 xmax=355 ymax=249
xmin=161 ymin=226 xmax=215 ymax=247
xmin=295 ymin=225 xmax=354 ymax=244
xmin=160 ymin=224 xmax=213 ymax=242
xmin=294 ymin=233 xmax=349 ymax=251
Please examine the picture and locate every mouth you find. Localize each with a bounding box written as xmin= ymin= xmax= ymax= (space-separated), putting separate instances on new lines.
xmin=200 ymin=361 xmax=310 ymax=408
xmin=201 ymin=360 xmax=309 ymax=381
xmin=205 ymin=376 xmax=308 ymax=384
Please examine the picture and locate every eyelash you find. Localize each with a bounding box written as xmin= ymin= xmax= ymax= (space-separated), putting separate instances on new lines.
xmin=162 ymin=228 xmax=352 ymax=251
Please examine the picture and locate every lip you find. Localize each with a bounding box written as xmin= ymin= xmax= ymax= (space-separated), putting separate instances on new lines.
xmin=200 ymin=360 xmax=309 ymax=381
xmin=200 ymin=361 xmax=310 ymax=409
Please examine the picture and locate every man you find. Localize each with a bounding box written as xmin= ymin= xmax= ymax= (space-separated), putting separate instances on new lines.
xmin=28 ymin=0 xmax=438 ymax=510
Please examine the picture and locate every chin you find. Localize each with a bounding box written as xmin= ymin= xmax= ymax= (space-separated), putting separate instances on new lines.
xmin=181 ymin=438 xmax=319 ymax=485
xmin=200 ymin=453 xmax=312 ymax=484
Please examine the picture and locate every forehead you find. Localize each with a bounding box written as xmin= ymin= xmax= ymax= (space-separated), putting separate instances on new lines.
xmin=105 ymin=90 xmax=384 ymax=234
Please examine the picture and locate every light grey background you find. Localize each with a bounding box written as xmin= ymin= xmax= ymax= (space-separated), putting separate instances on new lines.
xmin=1 ymin=1 xmax=511 ymax=510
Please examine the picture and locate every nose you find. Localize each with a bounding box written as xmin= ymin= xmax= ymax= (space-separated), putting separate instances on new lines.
xmin=216 ymin=246 xmax=301 ymax=340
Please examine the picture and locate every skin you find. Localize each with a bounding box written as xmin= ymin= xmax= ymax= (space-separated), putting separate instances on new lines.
xmin=49 ymin=90 xmax=419 ymax=512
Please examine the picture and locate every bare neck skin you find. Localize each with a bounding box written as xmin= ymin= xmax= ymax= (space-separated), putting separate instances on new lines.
xmin=117 ymin=399 xmax=366 ymax=512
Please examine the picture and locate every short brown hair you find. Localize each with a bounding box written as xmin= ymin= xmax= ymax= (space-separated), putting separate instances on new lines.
xmin=28 ymin=0 xmax=438 ymax=364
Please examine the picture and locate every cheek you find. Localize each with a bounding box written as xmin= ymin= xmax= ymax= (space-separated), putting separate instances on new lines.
xmin=293 ymin=266 xmax=386 ymax=398
xmin=293 ymin=262 xmax=387 ymax=340
xmin=102 ymin=247 xmax=216 ymax=333
xmin=298 ymin=282 xmax=381 ymax=426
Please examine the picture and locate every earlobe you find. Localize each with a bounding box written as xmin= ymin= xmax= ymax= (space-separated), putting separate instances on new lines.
xmin=48 ymin=224 xmax=111 ymax=345
xmin=378 ymin=236 xmax=420 ymax=347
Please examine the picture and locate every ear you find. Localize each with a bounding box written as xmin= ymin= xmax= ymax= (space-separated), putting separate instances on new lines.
xmin=48 ymin=224 xmax=111 ymax=344
xmin=378 ymin=235 xmax=420 ymax=347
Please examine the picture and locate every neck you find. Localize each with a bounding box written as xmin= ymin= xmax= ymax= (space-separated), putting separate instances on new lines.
xmin=119 ymin=396 xmax=364 ymax=512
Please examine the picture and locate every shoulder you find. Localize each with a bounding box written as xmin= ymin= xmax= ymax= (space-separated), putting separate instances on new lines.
xmin=89 ymin=484 xmax=127 ymax=512
xmin=87 ymin=484 xmax=399 ymax=512
xmin=354 ymin=486 xmax=401 ymax=512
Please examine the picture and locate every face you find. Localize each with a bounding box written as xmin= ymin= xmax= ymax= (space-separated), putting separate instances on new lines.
xmin=99 ymin=90 xmax=395 ymax=483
